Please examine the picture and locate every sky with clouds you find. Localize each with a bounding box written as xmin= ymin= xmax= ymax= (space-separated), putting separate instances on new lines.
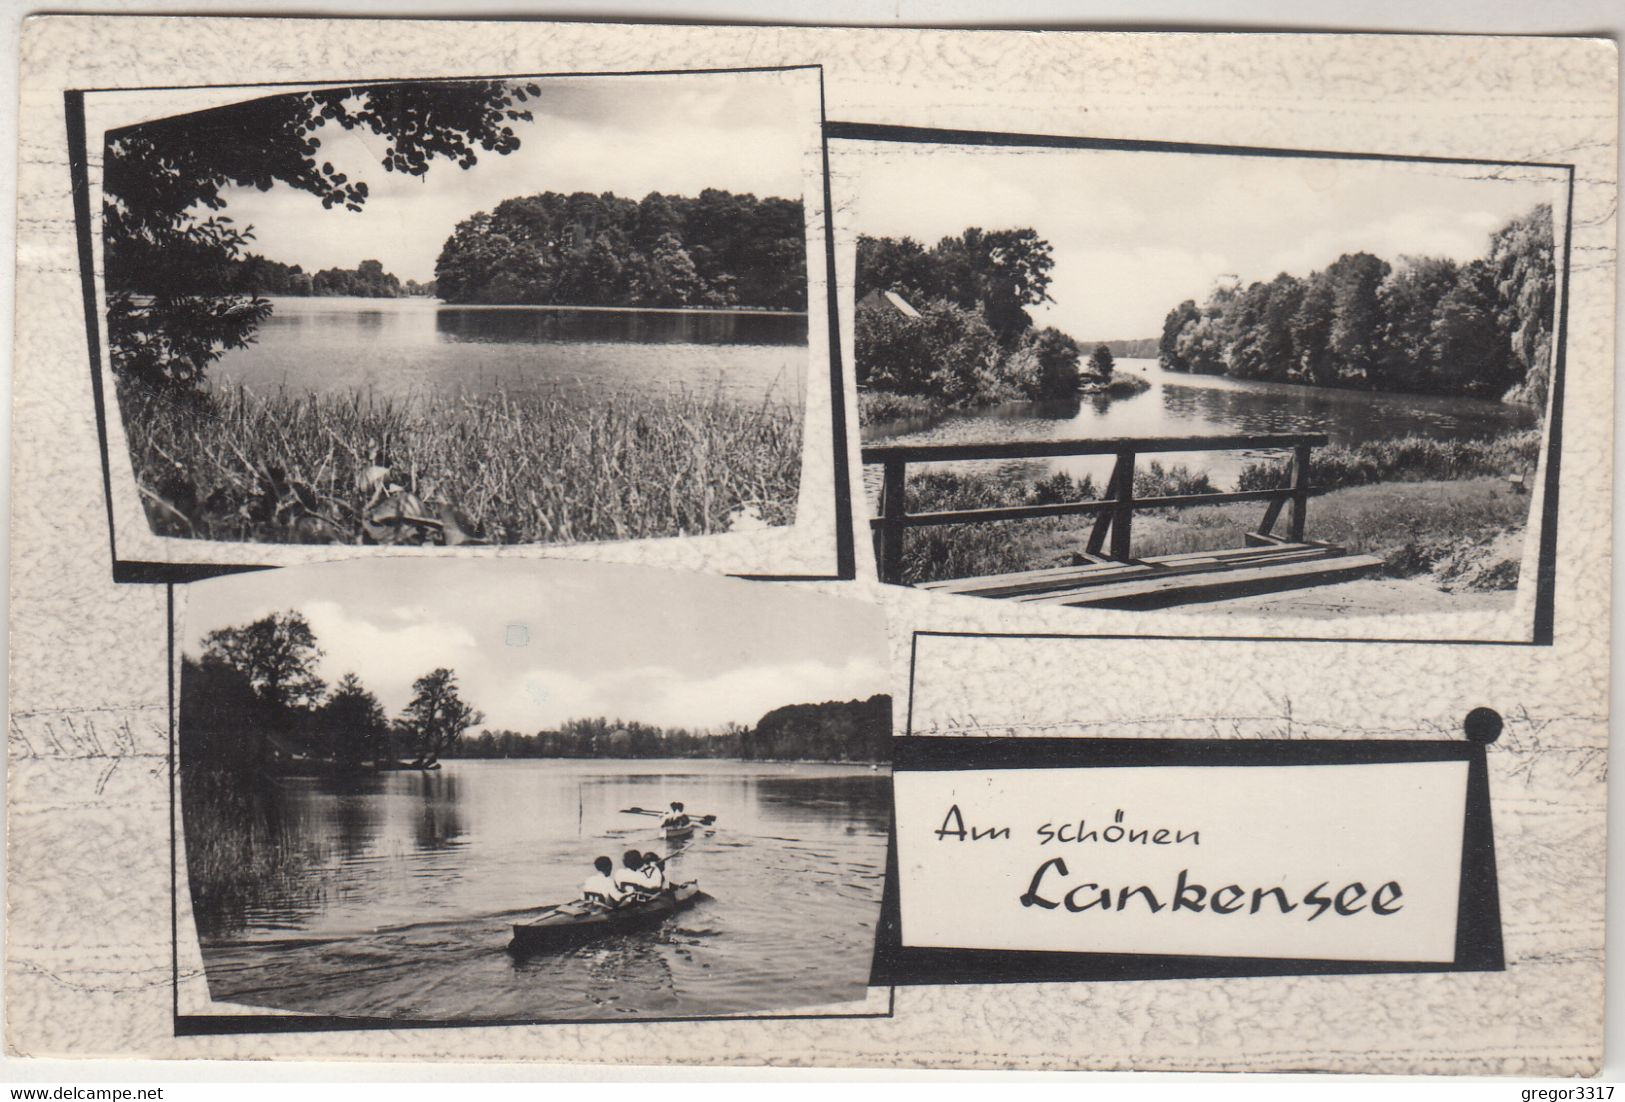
xmin=181 ymin=559 xmax=889 ymax=735
xmin=842 ymin=140 xmax=1565 ymax=340
xmin=197 ymin=71 xmax=813 ymax=283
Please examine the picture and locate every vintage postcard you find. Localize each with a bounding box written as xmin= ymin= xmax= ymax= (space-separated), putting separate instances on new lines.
xmin=8 ymin=15 xmax=1616 ymax=1079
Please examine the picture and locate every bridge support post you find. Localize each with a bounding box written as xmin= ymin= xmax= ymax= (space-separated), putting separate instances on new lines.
xmin=878 ymin=459 xmax=907 ymax=585
xmin=1109 ymin=449 xmax=1135 ymax=561
xmin=1289 ymin=443 xmax=1312 ymax=542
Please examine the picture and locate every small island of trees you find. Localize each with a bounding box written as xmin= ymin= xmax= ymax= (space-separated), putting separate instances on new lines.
xmin=433 ymin=189 xmax=807 ymax=310
xmin=854 ymin=227 xmax=1146 ymax=425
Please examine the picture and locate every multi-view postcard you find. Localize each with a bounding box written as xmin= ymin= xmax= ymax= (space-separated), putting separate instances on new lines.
xmin=7 ymin=16 xmax=1617 ymax=1080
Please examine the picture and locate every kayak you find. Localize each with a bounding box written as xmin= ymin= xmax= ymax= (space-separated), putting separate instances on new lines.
xmin=509 ymin=883 xmax=705 ymax=954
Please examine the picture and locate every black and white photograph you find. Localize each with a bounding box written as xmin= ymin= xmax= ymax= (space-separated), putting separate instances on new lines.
xmin=845 ymin=137 xmax=1564 ymax=621
xmin=175 ymin=558 xmax=893 ymax=1020
xmin=95 ymin=69 xmax=819 ymax=551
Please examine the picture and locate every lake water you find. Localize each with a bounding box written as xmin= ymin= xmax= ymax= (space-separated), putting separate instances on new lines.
xmin=211 ymin=297 xmax=808 ymax=406
xmin=867 ymin=358 xmax=1540 ymax=489
xmin=188 ymin=759 xmax=890 ymax=1020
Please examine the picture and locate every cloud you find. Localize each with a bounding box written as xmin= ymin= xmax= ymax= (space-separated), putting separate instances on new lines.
xmin=205 ymin=72 xmax=811 ymax=283
xmin=299 ymin=599 xmax=479 ymax=710
xmin=847 ymin=140 xmax=1563 ymax=337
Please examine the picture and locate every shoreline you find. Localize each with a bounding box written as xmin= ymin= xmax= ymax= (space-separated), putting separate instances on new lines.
xmin=254 ymin=294 xmax=806 ymax=317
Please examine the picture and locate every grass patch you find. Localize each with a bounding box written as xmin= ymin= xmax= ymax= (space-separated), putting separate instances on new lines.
xmin=121 ymin=381 xmax=803 ymax=545
xmin=1078 ymin=372 xmax=1152 ymax=397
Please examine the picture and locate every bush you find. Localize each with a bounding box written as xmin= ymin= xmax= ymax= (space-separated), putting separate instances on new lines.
xmin=855 ymin=298 xmax=1009 ymax=408
xmin=1027 ymin=328 xmax=1083 ymax=398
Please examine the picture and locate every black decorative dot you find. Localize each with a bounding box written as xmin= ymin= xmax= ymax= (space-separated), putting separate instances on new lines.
xmin=1463 ymin=707 xmax=1503 ymax=745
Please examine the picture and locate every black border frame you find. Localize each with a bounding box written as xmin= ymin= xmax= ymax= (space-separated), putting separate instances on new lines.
xmin=870 ymin=731 xmax=1504 ymax=986
xmin=826 ymin=121 xmax=1574 ymax=646
xmin=164 ymin=584 xmax=895 ymax=1036
xmin=67 ymin=64 xmax=857 ymax=586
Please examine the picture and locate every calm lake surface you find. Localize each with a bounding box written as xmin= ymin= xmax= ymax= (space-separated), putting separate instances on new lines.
xmin=212 ymin=297 xmax=808 ymax=406
xmin=191 ymin=759 xmax=889 ymax=1020
xmin=867 ymin=358 xmax=1540 ymax=489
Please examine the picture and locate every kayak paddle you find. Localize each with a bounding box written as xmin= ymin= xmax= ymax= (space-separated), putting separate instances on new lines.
xmin=623 ymin=806 xmax=718 ymax=824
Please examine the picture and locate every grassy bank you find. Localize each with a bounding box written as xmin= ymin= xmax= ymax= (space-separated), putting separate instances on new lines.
xmin=1238 ymin=430 xmax=1541 ymax=491
xmin=889 ymin=431 xmax=1535 ymax=589
xmin=122 ymin=381 xmax=803 ymax=545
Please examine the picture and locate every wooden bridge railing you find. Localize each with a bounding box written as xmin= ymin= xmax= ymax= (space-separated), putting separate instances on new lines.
xmin=861 ymin=433 xmax=1327 ymax=586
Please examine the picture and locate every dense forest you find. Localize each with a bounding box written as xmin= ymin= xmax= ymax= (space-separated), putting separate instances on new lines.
xmin=446 ymin=695 xmax=893 ymax=764
xmin=432 ymin=189 xmax=807 ymax=310
xmin=855 ymin=228 xmax=1086 ymax=409
xmin=1157 ymin=204 xmax=1555 ymax=406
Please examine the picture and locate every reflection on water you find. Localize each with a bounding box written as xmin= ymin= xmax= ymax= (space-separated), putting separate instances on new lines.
xmin=210 ymin=297 xmax=807 ymax=405
xmin=435 ymin=306 xmax=805 ymax=347
xmin=868 ymin=358 xmax=1540 ymax=489
xmin=185 ymin=759 xmax=889 ymax=1020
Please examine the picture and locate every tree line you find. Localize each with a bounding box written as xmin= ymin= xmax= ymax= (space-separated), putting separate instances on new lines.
xmin=855 ymin=228 xmax=1097 ymax=408
xmin=1157 ymin=204 xmax=1555 ymax=406
xmin=224 ymin=255 xmax=419 ymax=298
xmin=180 ymin=610 xmax=482 ymax=777
xmin=433 ymin=189 xmax=807 ymax=310
xmin=444 ymin=695 xmax=893 ymax=763
xmin=180 ymin=609 xmax=894 ymax=774
xmin=1088 ymin=337 xmax=1159 ymax=359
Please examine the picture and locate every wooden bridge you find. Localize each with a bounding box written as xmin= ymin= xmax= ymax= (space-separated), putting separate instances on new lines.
xmin=862 ymin=432 xmax=1384 ymax=609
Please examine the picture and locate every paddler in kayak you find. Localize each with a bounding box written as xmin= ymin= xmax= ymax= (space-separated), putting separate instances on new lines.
xmin=581 ymin=856 xmax=628 ymax=909
xmin=640 ymin=852 xmax=668 ymax=891
xmin=614 ymin=849 xmax=664 ymax=900
xmin=660 ymin=802 xmax=690 ymax=831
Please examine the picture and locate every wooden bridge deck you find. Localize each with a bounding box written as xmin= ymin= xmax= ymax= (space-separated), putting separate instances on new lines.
xmin=919 ymin=540 xmax=1384 ymax=609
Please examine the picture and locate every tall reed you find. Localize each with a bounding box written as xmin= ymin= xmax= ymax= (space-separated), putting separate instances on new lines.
xmin=120 ymin=380 xmax=803 ymax=545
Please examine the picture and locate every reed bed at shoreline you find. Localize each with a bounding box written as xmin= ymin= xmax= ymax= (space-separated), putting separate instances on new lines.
xmin=181 ymin=769 xmax=333 ymax=940
xmin=121 ymin=381 xmax=803 ymax=545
